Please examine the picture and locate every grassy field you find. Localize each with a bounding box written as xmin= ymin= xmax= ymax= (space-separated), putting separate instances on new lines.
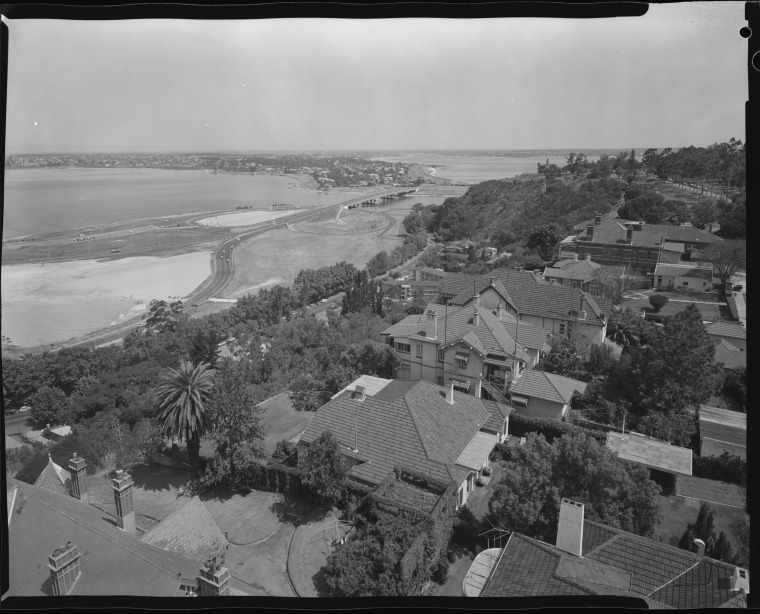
xmin=258 ymin=393 xmax=313 ymax=454
xmin=618 ymin=289 xmax=730 ymax=322
xmin=227 ymin=221 xmax=400 ymax=298
xmin=295 ymin=209 xmax=391 ymax=235
xmin=203 ymin=488 xmax=282 ymax=544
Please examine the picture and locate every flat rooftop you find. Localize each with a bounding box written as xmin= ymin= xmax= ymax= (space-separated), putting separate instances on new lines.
xmin=606 ymin=432 xmax=692 ymax=476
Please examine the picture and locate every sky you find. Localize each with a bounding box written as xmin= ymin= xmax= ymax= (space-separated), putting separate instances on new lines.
xmin=3 ymin=3 xmax=748 ymax=154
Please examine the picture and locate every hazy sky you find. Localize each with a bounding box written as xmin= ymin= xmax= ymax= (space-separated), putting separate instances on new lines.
xmin=3 ymin=3 xmax=748 ymax=154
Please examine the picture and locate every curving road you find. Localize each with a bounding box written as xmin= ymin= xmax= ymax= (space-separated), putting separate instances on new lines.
xmin=63 ymin=191 xmax=399 ymax=350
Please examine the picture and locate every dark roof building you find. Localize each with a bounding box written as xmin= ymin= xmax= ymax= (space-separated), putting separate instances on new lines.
xmin=698 ymin=405 xmax=746 ymax=460
xmin=713 ymin=339 xmax=746 ymax=371
xmin=465 ymin=498 xmax=749 ymax=607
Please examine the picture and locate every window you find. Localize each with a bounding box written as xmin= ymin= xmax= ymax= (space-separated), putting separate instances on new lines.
xmin=559 ymin=323 xmax=566 ymax=335
xmin=456 ymin=352 xmax=469 ymax=369
xmin=657 ymin=276 xmax=663 ymax=286
xmin=438 ymin=348 xmax=445 ymax=362
xmin=396 ymin=342 xmax=410 ymax=353
xmin=415 ymin=344 xmax=423 ymax=358
xmin=682 ymin=281 xmax=688 ymax=287
xmin=437 ymin=376 xmax=444 ymax=386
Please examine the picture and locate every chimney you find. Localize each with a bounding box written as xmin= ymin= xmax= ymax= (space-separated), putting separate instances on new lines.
xmin=427 ymin=308 xmax=438 ymax=340
xmin=112 ymin=469 xmax=136 ymax=533
xmin=489 ymin=275 xmax=495 ymax=287
xmin=48 ymin=540 xmax=81 ymax=595
xmin=594 ymin=213 xmax=602 ymax=226
xmin=474 ymin=293 xmax=480 ymax=307
xmin=626 ymin=226 xmax=633 ymax=244
xmin=693 ymin=538 xmax=706 ymax=557
xmin=732 ymin=567 xmax=750 ymax=594
xmin=586 ymin=224 xmax=595 ymax=241
xmin=573 ymin=253 xmax=578 ymax=261
xmin=446 ymin=382 xmax=455 ymax=404
xmin=198 ymin=552 xmax=230 ymax=597
xmin=354 ymin=384 xmax=366 ymax=402
xmin=556 ymin=499 xmax=584 ymax=557
xmin=69 ymin=453 xmax=89 ymax=503
xmin=497 ymin=304 xmax=504 ymax=320
xmin=585 ymin=254 xmax=591 ymax=262
xmin=473 ymin=307 xmax=480 ymax=327
xmin=708 ymin=223 xmax=713 ymax=234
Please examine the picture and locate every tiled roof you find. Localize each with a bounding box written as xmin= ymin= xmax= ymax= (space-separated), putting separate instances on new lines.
xmin=300 ymin=379 xmax=496 ymax=487
xmin=654 ymin=263 xmax=713 ymax=279
xmin=5 ymin=478 xmax=237 ymax=597
xmin=479 ymin=519 xmax=745 ymax=607
xmin=331 ymin=374 xmax=393 ymax=399
xmin=650 ymin=558 xmax=744 ymax=609
xmin=455 ymin=431 xmax=499 ymax=471
xmin=34 ymin=454 xmax=72 ymax=497
xmin=481 ymin=399 xmax=511 ymax=434
xmin=699 ymin=405 xmax=746 ymax=429
xmin=490 ymin=269 xmax=611 ymax=325
xmin=706 ymin=321 xmax=746 ymax=340
xmin=140 ymin=497 xmax=228 ymax=563
xmin=544 ymin=258 xmax=601 ymax=282
xmin=575 ymin=217 xmax=665 ymax=248
xmin=643 ymin=223 xmax=723 ymax=245
xmin=699 ymin=419 xmax=746 ymax=457
xmin=509 ymin=369 xmax=587 ymax=405
xmin=582 ymin=520 xmax=698 ymax=596
xmin=498 ymin=314 xmax=552 ymax=352
xmin=714 ymin=340 xmax=746 ymax=370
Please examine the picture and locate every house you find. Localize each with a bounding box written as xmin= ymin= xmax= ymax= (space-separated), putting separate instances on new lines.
xmin=568 ymin=213 xmax=722 ymax=274
xmin=705 ymin=321 xmax=746 ymax=350
xmin=381 ymin=302 xmax=550 ymax=402
xmin=726 ymin=291 xmax=746 ymax=325
xmin=441 ymin=271 xmax=612 ymax=347
xmin=464 ymin=498 xmax=749 ymax=607
xmin=698 ymin=405 xmax=746 ymax=460
xmin=5 ymin=466 xmax=250 ymax=597
xmin=542 ymin=254 xmax=608 ymax=295
xmin=507 ymin=369 xmax=587 ymax=420
xmin=297 ymin=376 xmax=511 ymax=508
xmin=653 ymin=261 xmax=714 ymax=291
xmin=713 ymin=339 xmax=746 ymax=371
xmin=413 ymin=266 xmax=448 ymax=283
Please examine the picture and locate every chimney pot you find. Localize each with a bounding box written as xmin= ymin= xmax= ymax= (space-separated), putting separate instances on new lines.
xmin=60 ymin=543 xmax=67 ymax=553
xmin=573 ymin=253 xmax=578 ymax=261
xmin=52 ymin=548 xmax=60 ymax=557
xmin=594 ymin=213 xmax=602 ymax=225
xmin=66 ymin=541 xmax=72 ymax=549
xmin=693 ymin=538 xmax=706 ymax=557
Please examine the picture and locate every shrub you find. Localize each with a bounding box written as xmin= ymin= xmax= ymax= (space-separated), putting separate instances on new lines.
xmin=482 ymin=466 xmax=492 ymax=477
xmin=15 ymin=449 xmax=50 ymax=484
xmin=649 ymin=294 xmax=669 ymax=312
xmin=508 ymin=412 xmax=607 ymax=444
xmin=475 ymin=477 xmax=486 ymax=487
xmin=431 ymin=555 xmax=450 ymax=584
xmin=693 ymin=452 xmax=746 ymax=487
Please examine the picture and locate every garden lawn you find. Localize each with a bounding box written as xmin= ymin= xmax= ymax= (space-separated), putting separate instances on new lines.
xmin=202 ymin=488 xmax=282 ymax=544
xmin=225 ymin=523 xmax=296 ymax=596
xmin=676 ymin=475 xmax=745 ymax=509
xmin=258 ymin=393 xmax=313 ymax=454
xmin=617 ymin=291 xmax=729 ymax=322
xmin=288 ymin=507 xmax=347 ymax=597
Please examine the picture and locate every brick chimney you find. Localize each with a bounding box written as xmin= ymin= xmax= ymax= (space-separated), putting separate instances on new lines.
xmin=586 ymin=224 xmax=595 ymax=241
xmin=68 ymin=453 xmax=88 ymax=503
xmin=556 ymin=499 xmax=584 ymax=557
xmin=585 ymin=254 xmax=591 ymax=262
xmin=626 ymin=226 xmax=633 ymax=244
xmin=594 ymin=213 xmax=602 ymax=226
xmin=693 ymin=538 xmax=705 ymax=557
xmin=446 ymin=382 xmax=455 ymax=405
xmin=48 ymin=540 xmax=81 ymax=595
xmin=426 ymin=308 xmax=437 ymax=340
xmin=112 ymin=469 xmax=136 ymax=533
xmin=198 ymin=552 xmax=230 ymax=596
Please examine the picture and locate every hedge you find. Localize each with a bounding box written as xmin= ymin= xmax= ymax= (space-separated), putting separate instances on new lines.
xmin=508 ymin=412 xmax=607 ymax=445
xmin=693 ymin=452 xmax=746 ymax=487
xmin=248 ymin=461 xmax=305 ymax=496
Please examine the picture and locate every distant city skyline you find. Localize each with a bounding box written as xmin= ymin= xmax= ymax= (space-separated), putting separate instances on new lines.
xmin=4 ymin=4 xmax=748 ymax=155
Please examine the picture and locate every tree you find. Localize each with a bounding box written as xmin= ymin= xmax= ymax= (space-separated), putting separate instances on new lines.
xmin=298 ymin=429 xmax=348 ymax=506
xmin=28 ymin=385 xmax=69 ymax=429
xmin=535 ymin=338 xmax=588 ymax=381
xmin=271 ymin=439 xmax=297 ymax=465
xmin=617 ymin=305 xmax=721 ymax=445
xmin=402 ymin=211 xmax=423 ymax=234
xmin=488 ymin=432 xmax=662 ymax=542
xmin=703 ymin=239 xmax=746 ymax=293
xmin=648 ymin=294 xmax=669 ymax=313
xmin=201 ymin=360 xmax=267 ymax=490
xmin=154 ymin=360 xmax=214 ymax=480
xmin=145 ymin=299 xmax=186 ymax=334
xmin=526 ymin=223 xmax=563 ymax=260
xmin=338 ymin=340 xmax=401 ymax=380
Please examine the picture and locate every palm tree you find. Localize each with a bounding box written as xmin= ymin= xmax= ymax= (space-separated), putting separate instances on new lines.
xmin=154 ymin=360 xmax=214 ymax=480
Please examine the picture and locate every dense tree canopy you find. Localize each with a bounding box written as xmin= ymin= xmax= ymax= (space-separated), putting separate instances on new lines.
xmin=488 ymin=432 xmax=662 ymax=542
xmin=298 ymin=430 xmax=348 ymax=506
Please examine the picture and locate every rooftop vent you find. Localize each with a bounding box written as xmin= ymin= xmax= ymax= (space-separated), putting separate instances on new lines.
xmin=353 ymin=385 xmax=366 ymax=402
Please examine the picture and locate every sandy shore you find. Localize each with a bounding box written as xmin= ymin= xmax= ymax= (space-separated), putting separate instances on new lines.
xmin=1 ymin=252 xmax=211 ymax=349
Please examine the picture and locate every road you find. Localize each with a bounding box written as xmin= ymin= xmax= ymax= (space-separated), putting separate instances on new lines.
xmin=61 ymin=191 xmax=398 ymax=350
xmin=4 ymin=413 xmax=34 ymax=437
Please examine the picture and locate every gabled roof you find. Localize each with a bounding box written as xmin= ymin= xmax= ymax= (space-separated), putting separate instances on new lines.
xmin=299 ymin=379 xmax=505 ymax=487
xmin=605 ymin=431 xmax=692 ymax=475
xmin=331 ymin=374 xmax=393 ymax=399
xmin=509 ymin=369 xmax=587 ymax=405
xmin=706 ymin=321 xmax=746 ymax=340
xmin=5 ymin=478 xmax=252 ymax=597
xmin=33 ymin=454 xmax=72 ymax=497
xmin=497 ymin=313 xmax=553 ymax=353
xmin=575 ymin=217 xmax=665 ymax=248
xmin=490 ymin=269 xmax=611 ymax=326
xmin=714 ymin=339 xmax=746 ymax=370
xmin=140 ymin=497 xmax=228 ymax=563
xmin=544 ymin=258 xmax=601 ymax=282
xmin=643 ymin=223 xmax=723 ymax=245
xmin=698 ymin=405 xmax=746 ymax=460
xmin=480 ymin=517 xmax=746 ymax=608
